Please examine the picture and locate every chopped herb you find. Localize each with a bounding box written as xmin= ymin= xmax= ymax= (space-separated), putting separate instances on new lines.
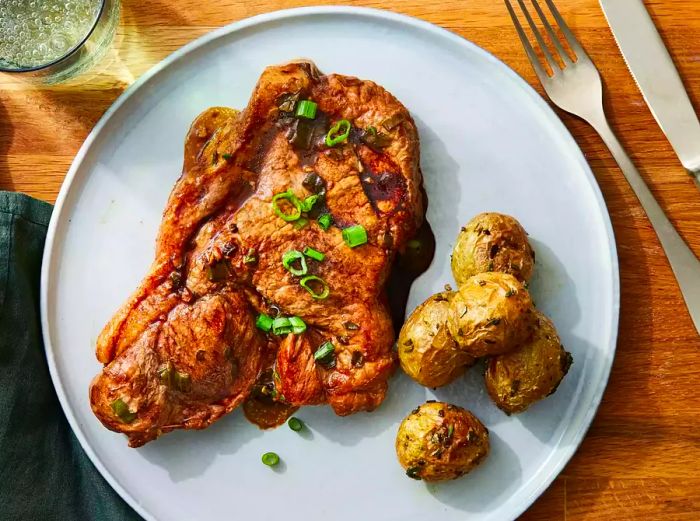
xmin=325 ymin=119 xmax=351 ymax=147
xmin=300 ymin=194 xmax=320 ymax=213
xmin=300 ymin=275 xmax=330 ymax=300
xmin=272 ymin=317 xmax=293 ymax=336
xmin=295 ymin=100 xmax=317 ymax=119
xmin=222 ymin=153 xmax=233 ymax=161
xmin=110 ymin=398 xmax=137 ymax=423
xmin=256 ymin=313 xmax=273 ymax=332
xmin=303 ymin=247 xmax=325 ymax=262
xmin=314 ymin=341 xmax=335 ymax=364
xmin=342 ymin=225 xmax=368 ymax=248
xmin=289 ymin=316 xmax=307 ymax=334
xmin=317 ymin=213 xmax=332 ymax=231
xmin=272 ymin=190 xmax=302 ymax=222
xmin=243 ymin=248 xmax=257 ymax=264
xmin=282 ymin=250 xmax=308 ymax=276
xmin=261 ymin=452 xmax=280 ymax=467
xmin=294 ymin=217 xmax=309 ymax=230
xmin=173 ymin=371 xmax=192 ymax=392
xmin=288 ymin=417 xmax=304 ymax=432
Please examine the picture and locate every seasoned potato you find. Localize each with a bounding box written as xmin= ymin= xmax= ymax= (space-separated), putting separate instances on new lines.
xmin=447 ymin=272 xmax=535 ymax=357
xmin=398 ymin=292 xmax=475 ymax=387
xmin=396 ymin=401 xmax=489 ymax=481
xmin=451 ymin=212 xmax=535 ymax=285
xmin=485 ymin=311 xmax=573 ymax=414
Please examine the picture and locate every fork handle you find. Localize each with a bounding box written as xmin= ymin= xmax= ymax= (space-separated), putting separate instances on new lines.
xmin=590 ymin=115 xmax=700 ymax=335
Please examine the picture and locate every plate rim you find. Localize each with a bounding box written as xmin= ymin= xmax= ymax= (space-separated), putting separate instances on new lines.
xmin=40 ymin=6 xmax=620 ymax=521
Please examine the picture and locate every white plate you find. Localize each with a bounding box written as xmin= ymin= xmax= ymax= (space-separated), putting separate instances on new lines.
xmin=41 ymin=7 xmax=619 ymax=521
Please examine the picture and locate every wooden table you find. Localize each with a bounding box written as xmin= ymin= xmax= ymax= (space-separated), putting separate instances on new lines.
xmin=2 ymin=0 xmax=699 ymax=518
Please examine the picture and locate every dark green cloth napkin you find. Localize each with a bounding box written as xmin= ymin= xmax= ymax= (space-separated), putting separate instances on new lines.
xmin=0 ymin=192 xmax=142 ymax=521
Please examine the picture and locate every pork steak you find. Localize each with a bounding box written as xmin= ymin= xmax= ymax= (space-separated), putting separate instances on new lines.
xmin=90 ymin=61 xmax=424 ymax=446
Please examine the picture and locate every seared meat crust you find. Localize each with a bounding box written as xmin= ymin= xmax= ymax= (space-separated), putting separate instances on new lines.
xmin=90 ymin=61 xmax=423 ymax=445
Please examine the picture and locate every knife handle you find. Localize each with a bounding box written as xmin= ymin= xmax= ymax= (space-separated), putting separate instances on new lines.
xmin=590 ymin=114 xmax=700 ymax=335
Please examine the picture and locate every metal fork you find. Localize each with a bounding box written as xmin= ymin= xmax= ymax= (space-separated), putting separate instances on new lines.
xmin=505 ymin=0 xmax=700 ymax=335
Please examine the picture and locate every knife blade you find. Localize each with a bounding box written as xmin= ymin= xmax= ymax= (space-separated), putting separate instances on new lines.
xmin=600 ymin=0 xmax=700 ymax=186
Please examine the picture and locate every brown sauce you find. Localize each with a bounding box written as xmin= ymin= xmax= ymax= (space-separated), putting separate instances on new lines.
xmin=243 ymin=394 xmax=298 ymax=429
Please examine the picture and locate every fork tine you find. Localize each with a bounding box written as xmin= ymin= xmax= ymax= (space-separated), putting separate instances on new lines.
xmin=543 ymin=0 xmax=591 ymax=60
xmin=516 ymin=0 xmax=559 ymax=72
xmin=504 ymin=0 xmax=550 ymax=84
xmin=530 ymin=0 xmax=572 ymax=65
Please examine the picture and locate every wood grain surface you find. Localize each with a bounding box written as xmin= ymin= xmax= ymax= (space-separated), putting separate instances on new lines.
xmin=1 ymin=0 xmax=699 ymax=519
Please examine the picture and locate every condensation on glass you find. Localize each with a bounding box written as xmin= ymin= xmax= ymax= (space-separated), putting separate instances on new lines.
xmin=0 ymin=0 xmax=120 ymax=84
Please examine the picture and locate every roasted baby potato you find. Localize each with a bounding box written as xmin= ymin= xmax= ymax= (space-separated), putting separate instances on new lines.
xmin=447 ymin=272 xmax=535 ymax=357
xmin=451 ymin=212 xmax=535 ymax=285
xmin=398 ymin=292 xmax=475 ymax=387
xmin=396 ymin=401 xmax=489 ymax=481
xmin=485 ymin=311 xmax=573 ymax=414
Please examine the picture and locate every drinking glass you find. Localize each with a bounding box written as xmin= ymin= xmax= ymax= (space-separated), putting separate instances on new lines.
xmin=0 ymin=0 xmax=120 ymax=84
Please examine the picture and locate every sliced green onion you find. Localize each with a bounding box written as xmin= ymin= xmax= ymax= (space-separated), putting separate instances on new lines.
xmin=272 ymin=190 xmax=302 ymax=222
xmin=158 ymin=363 xmax=172 ymax=385
xmin=300 ymin=275 xmax=330 ymax=300
xmin=282 ymin=250 xmax=308 ymax=276
xmin=300 ymin=194 xmax=320 ymax=213
xmin=314 ymin=341 xmax=335 ymax=361
xmin=256 ymin=313 xmax=273 ymax=332
xmin=295 ymin=100 xmax=317 ymax=119
xmin=110 ymin=398 xmax=137 ymax=423
xmin=173 ymin=371 xmax=192 ymax=393
xmin=243 ymin=248 xmax=257 ymax=264
xmin=325 ymin=119 xmax=351 ymax=147
xmin=303 ymin=247 xmax=325 ymax=262
xmin=294 ymin=217 xmax=309 ymax=230
xmin=222 ymin=153 xmax=233 ymax=161
xmin=272 ymin=317 xmax=293 ymax=335
xmin=289 ymin=316 xmax=307 ymax=334
xmin=317 ymin=213 xmax=332 ymax=231
xmin=288 ymin=417 xmax=304 ymax=432
xmin=261 ymin=452 xmax=280 ymax=466
xmin=342 ymin=225 xmax=368 ymax=248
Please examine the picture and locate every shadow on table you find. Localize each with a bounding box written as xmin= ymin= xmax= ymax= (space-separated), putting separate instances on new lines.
xmin=0 ymin=100 xmax=15 ymax=193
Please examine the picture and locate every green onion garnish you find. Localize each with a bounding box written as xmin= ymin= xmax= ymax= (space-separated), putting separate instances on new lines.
xmin=294 ymin=217 xmax=309 ymax=230
xmin=296 ymin=100 xmax=317 ymax=119
xmin=173 ymin=371 xmax=192 ymax=393
xmin=300 ymin=275 xmax=330 ymax=300
xmin=342 ymin=225 xmax=368 ymax=248
xmin=314 ymin=341 xmax=335 ymax=361
xmin=243 ymin=248 xmax=257 ymax=264
xmin=325 ymin=119 xmax=351 ymax=147
xmin=261 ymin=452 xmax=280 ymax=467
xmin=317 ymin=213 xmax=332 ymax=231
xmin=222 ymin=153 xmax=232 ymax=161
xmin=288 ymin=417 xmax=304 ymax=432
xmin=282 ymin=250 xmax=308 ymax=276
xmin=256 ymin=313 xmax=273 ymax=332
xmin=110 ymin=398 xmax=137 ymax=424
xmin=272 ymin=190 xmax=302 ymax=222
xmin=303 ymin=247 xmax=325 ymax=262
xmin=300 ymin=194 xmax=320 ymax=213
xmin=272 ymin=317 xmax=292 ymax=335
xmin=289 ymin=316 xmax=307 ymax=334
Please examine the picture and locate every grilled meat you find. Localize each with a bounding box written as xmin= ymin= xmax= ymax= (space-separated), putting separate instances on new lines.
xmin=90 ymin=61 xmax=424 ymax=446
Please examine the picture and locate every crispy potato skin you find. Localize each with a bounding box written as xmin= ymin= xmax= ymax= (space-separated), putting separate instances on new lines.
xmin=398 ymin=292 xmax=475 ymax=387
xmin=446 ymin=272 xmax=535 ymax=357
xmin=485 ymin=311 xmax=572 ymax=414
xmin=451 ymin=213 xmax=535 ymax=285
xmin=395 ymin=401 xmax=489 ymax=481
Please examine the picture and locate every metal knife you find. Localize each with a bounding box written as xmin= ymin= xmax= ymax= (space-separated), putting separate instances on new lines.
xmin=600 ymin=0 xmax=700 ymax=188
